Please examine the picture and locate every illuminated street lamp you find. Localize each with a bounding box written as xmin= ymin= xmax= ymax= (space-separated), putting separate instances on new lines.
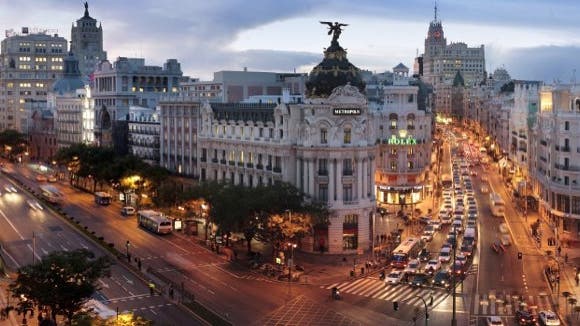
xmin=287 ymin=242 xmax=297 ymax=292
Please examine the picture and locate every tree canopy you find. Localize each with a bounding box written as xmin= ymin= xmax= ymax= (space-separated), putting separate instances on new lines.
xmin=9 ymin=249 xmax=112 ymax=325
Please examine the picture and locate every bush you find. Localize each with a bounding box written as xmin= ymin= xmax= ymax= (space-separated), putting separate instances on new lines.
xmin=98 ymin=236 xmax=104 ymax=241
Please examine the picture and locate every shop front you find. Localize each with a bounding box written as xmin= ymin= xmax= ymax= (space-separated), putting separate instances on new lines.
xmin=376 ymin=185 xmax=424 ymax=208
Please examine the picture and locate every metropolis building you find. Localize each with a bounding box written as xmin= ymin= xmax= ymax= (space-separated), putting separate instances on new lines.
xmin=164 ymin=31 xmax=376 ymax=254
xmin=70 ymin=2 xmax=107 ymax=78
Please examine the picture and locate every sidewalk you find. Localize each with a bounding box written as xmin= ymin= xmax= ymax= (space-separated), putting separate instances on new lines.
xmin=503 ymin=181 xmax=580 ymax=325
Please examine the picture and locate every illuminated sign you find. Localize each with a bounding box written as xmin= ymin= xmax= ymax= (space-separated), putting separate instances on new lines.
xmin=333 ymin=108 xmax=361 ymax=116
xmin=387 ymin=134 xmax=418 ymax=145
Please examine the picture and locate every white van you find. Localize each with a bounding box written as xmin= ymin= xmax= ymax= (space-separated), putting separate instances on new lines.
xmin=438 ymin=247 xmax=452 ymax=263
xmin=464 ymin=227 xmax=476 ymax=243
xmin=121 ymin=206 xmax=136 ymax=216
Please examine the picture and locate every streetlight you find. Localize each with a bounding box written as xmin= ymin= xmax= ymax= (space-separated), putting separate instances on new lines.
xmin=393 ymin=293 xmax=433 ymax=326
xmin=287 ymin=242 xmax=297 ymax=293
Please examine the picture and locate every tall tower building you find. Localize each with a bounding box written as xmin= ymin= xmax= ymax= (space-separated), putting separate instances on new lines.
xmin=0 ymin=28 xmax=67 ymax=132
xmin=421 ymin=3 xmax=485 ymax=89
xmin=70 ymin=2 xmax=106 ymax=79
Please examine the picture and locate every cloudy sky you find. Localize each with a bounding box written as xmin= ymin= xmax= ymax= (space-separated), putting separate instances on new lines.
xmin=2 ymin=0 xmax=580 ymax=82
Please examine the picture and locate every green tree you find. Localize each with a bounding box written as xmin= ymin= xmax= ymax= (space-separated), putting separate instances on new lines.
xmin=10 ymin=249 xmax=112 ymax=325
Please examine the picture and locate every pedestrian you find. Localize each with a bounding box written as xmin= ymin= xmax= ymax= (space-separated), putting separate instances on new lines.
xmin=169 ymin=286 xmax=174 ymax=299
xmin=137 ymin=258 xmax=142 ymax=271
xmin=557 ymin=246 xmax=562 ymax=257
xmin=575 ymin=274 xmax=579 ymax=286
xmin=565 ymin=253 xmax=569 ymax=263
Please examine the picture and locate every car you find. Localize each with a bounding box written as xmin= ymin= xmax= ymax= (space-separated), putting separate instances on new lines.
xmin=481 ymin=175 xmax=489 ymax=182
xmin=441 ymin=215 xmax=452 ymax=225
xmin=499 ymin=223 xmax=509 ymax=234
xmin=466 ymin=220 xmax=477 ymax=229
xmin=121 ymin=206 xmax=136 ymax=216
xmin=439 ymin=247 xmax=452 ymax=263
xmin=425 ymin=259 xmax=441 ymax=274
xmin=421 ymin=231 xmax=433 ymax=242
xmin=468 ymin=209 xmax=478 ymax=217
xmin=418 ymin=248 xmax=431 ymax=262
xmin=452 ymin=219 xmax=464 ymax=233
xmin=432 ymin=270 xmax=451 ymax=288
xmin=470 ymin=171 xmax=478 ymax=176
xmin=27 ymin=199 xmax=43 ymax=210
xmin=3 ymin=184 xmax=16 ymax=193
xmin=515 ymin=310 xmax=538 ymax=325
xmin=486 ymin=316 xmax=505 ymax=326
xmin=501 ymin=234 xmax=512 ymax=246
xmin=385 ymin=270 xmax=405 ymax=285
xmin=456 ymin=253 xmax=467 ymax=265
xmin=538 ymin=310 xmax=560 ymax=325
xmin=48 ymin=175 xmax=57 ymax=182
xmin=35 ymin=174 xmax=47 ymax=182
xmin=429 ymin=219 xmax=442 ymax=231
xmin=451 ymin=261 xmax=465 ymax=277
xmin=409 ymin=273 xmax=430 ymax=288
xmin=481 ymin=185 xmax=489 ymax=193
xmin=404 ymin=259 xmax=421 ymax=275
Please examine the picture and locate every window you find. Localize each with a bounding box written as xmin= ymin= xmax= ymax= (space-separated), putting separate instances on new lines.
xmin=390 ymin=119 xmax=397 ymax=129
xmin=321 ymin=128 xmax=328 ymax=144
xmin=343 ymin=235 xmax=358 ymax=250
xmin=408 ymin=161 xmax=414 ymax=169
xmin=343 ymin=185 xmax=353 ymax=202
xmin=343 ymin=159 xmax=353 ymax=175
xmin=565 ymin=121 xmax=570 ymax=131
xmin=344 ymin=214 xmax=358 ymax=225
xmin=318 ymin=159 xmax=328 ymax=175
xmin=390 ymin=161 xmax=397 ymax=171
xmin=408 ymin=94 xmax=414 ymax=103
xmin=318 ymin=184 xmax=328 ymax=202
xmin=279 ymin=129 xmax=283 ymax=139
xmin=343 ymin=128 xmax=351 ymax=144
xmin=390 ymin=148 xmax=397 ymax=155
xmin=259 ymin=127 xmax=263 ymax=137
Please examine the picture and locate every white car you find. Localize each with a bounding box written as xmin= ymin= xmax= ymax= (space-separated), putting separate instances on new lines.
xmin=3 ymin=184 xmax=16 ymax=193
xmin=485 ymin=316 xmax=504 ymax=326
xmin=404 ymin=259 xmax=421 ymax=275
xmin=385 ymin=270 xmax=405 ymax=285
xmin=456 ymin=253 xmax=467 ymax=265
xmin=441 ymin=215 xmax=452 ymax=225
xmin=480 ymin=185 xmax=489 ymax=193
xmin=429 ymin=219 xmax=442 ymax=231
xmin=425 ymin=259 xmax=441 ymax=274
xmin=538 ymin=310 xmax=560 ymax=325
xmin=27 ymin=199 xmax=43 ymax=210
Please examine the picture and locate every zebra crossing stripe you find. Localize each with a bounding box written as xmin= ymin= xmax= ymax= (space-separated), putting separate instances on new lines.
xmin=375 ymin=285 xmax=397 ymax=300
xmin=350 ymin=279 xmax=377 ymax=295
xmin=382 ymin=284 xmax=411 ymax=301
xmin=359 ymin=282 xmax=385 ymax=297
xmin=340 ymin=278 xmax=368 ymax=292
xmin=325 ymin=282 xmax=340 ymax=289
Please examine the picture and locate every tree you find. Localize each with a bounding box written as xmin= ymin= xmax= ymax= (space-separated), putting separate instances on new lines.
xmin=9 ymin=249 xmax=112 ymax=325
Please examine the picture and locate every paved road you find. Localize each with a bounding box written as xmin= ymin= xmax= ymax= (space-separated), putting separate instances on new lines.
xmin=0 ymin=165 xmax=205 ymax=325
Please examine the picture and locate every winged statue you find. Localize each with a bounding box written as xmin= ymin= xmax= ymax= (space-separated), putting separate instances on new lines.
xmin=320 ymin=21 xmax=348 ymax=43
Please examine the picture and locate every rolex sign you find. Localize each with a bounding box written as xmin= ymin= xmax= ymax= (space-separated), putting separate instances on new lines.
xmin=387 ymin=134 xmax=418 ymax=145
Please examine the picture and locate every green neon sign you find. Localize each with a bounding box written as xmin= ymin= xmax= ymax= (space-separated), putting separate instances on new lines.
xmin=387 ymin=134 xmax=418 ymax=145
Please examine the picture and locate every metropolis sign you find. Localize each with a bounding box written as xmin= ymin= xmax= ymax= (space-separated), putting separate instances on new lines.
xmin=333 ymin=108 xmax=361 ymax=116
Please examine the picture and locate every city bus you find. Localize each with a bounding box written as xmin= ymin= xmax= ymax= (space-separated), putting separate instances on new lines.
xmin=39 ymin=185 xmax=63 ymax=204
xmin=391 ymin=237 xmax=423 ymax=269
xmin=490 ymin=193 xmax=506 ymax=217
xmin=441 ymin=174 xmax=453 ymax=189
xmin=94 ymin=192 xmax=112 ymax=206
xmin=137 ymin=210 xmax=172 ymax=235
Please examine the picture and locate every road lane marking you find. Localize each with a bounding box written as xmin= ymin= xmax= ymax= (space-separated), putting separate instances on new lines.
xmin=26 ymin=244 xmax=42 ymax=261
xmin=1 ymin=245 xmax=20 ymax=268
xmin=121 ymin=275 xmax=134 ymax=285
xmin=0 ymin=207 xmax=24 ymax=239
xmin=98 ymin=279 xmax=110 ymax=289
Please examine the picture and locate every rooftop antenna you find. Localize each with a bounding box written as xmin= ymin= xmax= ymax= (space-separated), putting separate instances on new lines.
xmin=573 ymin=69 xmax=576 ymax=86
xmin=434 ymin=0 xmax=438 ymax=21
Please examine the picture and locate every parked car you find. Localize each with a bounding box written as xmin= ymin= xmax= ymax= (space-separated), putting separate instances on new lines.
xmin=429 ymin=219 xmax=442 ymax=231
xmin=48 ymin=175 xmax=57 ymax=182
xmin=419 ymin=216 xmax=432 ymax=224
xmin=538 ymin=310 xmax=560 ymax=325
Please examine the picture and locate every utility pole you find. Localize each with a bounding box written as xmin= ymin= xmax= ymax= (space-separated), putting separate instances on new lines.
xmin=32 ymin=232 xmax=36 ymax=265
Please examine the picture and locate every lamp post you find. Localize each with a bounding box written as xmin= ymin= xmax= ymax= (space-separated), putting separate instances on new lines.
xmin=393 ymin=293 xmax=433 ymax=326
xmin=287 ymin=242 xmax=297 ymax=293
xmin=451 ymin=223 xmax=458 ymax=326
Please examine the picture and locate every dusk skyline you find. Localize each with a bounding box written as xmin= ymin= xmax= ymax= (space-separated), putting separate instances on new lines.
xmin=2 ymin=0 xmax=580 ymax=82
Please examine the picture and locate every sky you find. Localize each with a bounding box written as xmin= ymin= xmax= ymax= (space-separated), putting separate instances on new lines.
xmin=2 ymin=0 xmax=580 ymax=82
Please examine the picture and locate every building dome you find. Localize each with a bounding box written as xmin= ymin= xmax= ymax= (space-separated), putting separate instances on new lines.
xmin=52 ymin=52 xmax=86 ymax=95
xmin=305 ymin=40 xmax=365 ymax=98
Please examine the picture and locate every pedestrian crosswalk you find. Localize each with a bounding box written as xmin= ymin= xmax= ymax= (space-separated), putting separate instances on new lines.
xmin=321 ymin=278 xmax=449 ymax=307
xmin=472 ymin=290 xmax=551 ymax=316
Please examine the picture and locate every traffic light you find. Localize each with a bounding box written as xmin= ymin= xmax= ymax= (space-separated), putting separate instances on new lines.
xmin=518 ymin=252 xmax=522 ymax=260
xmin=393 ymin=301 xmax=399 ymax=311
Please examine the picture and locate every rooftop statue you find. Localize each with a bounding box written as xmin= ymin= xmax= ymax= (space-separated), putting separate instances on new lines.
xmin=320 ymin=21 xmax=348 ymax=44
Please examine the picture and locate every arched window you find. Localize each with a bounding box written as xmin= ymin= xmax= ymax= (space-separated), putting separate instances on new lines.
xmin=407 ymin=113 xmax=416 ymax=129
xmin=389 ymin=113 xmax=398 ymax=129
xmin=343 ymin=128 xmax=351 ymax=144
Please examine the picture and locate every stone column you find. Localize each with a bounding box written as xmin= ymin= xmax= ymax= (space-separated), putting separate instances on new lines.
xmin=362 ymin=158 xmax=368 ymax=199
xmin=296 ymin=157 xmax=302 ymax=191
xmin=337 ymin=159 xmax=343 ymax=202
xmin=357 ymin=157 xmax=363 ymax=200
xmin=302 ymin=158 xmax=308 ymax=194
xmin=309 ymin=159 xmax=315 ymax=197
xmin=369 ymin=157 xmax=375 ymax=198
xmin=329 ymin=158 xmax=335 ymax=203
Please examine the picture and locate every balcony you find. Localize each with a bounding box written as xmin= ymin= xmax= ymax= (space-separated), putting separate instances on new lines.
xmin=318 ymin=170 xmax=328 ymax=176
xmin=212 ymin=158 xmax=218 ymax=163
xmin=518 ymin=148 xmax=527 ymax=153
xmin=562 ymin=146 xmax=571 ymax=152
xmin=555 ymin=163 xmax=569 ymax=171
xmin=342 ymin=223 xmax=358 ymax=228
xmin=228 ymin=160 xmax=235 ymax=166
xmin=200 ymin=157 xmax=207 ymax=163
xmin=540 ymin=156 xmax=547 ymax=162
xmin=256 ymin=163 xmax=263 ymax=169
xmin=343 ymin=200 xmax=359 ymax=206
xmin=237 ymin=162 xmax=244 ymax=167
xmin=220 ymin=159 xmax=226 ymax=164
xmin=273 ymin=167 xmax=281 ymax=173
